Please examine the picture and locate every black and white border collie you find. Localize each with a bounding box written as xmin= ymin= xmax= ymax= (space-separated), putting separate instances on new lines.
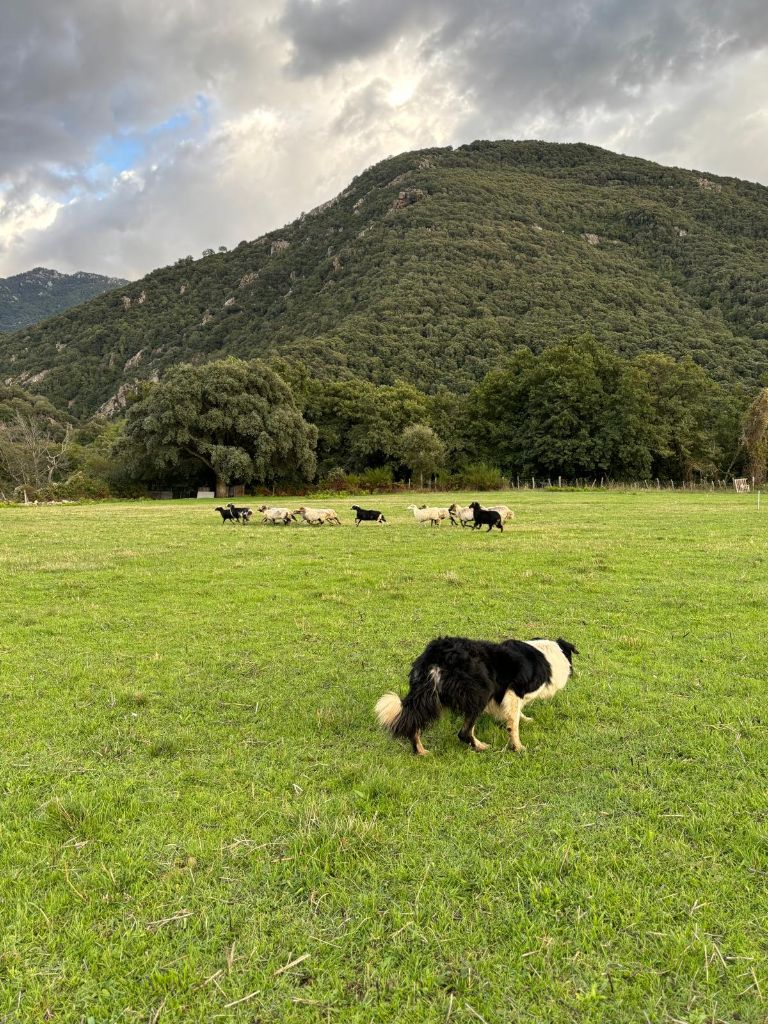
xmin=351 ymin=505 xmax=387 ymax=525
xmin=375 ymin=636 xmax=578 ymax=755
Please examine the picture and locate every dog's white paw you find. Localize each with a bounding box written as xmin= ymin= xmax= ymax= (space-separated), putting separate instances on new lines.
xmin=472 ymin=741 xmax=490 ymax=752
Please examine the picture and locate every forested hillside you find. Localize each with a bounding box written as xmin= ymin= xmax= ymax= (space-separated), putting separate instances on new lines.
xmin=0 ymin=268 xmax=128 ymax=333
xmin=1 ymin=141 xmax=767 ymax=419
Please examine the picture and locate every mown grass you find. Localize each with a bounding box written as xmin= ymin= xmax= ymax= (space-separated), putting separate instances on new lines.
xmin=0 ymin=490 xmax=766 ymax=1023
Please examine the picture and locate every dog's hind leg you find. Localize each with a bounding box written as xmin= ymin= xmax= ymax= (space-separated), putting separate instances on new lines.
xmin=411 ymin=731 xmax=429 ymax=756
xmin=458 ymin=715 xmax=489 ymax=752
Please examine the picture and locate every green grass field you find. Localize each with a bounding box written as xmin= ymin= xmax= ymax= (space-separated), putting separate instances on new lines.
xmin=1 ymin=491 xmax=766 ymax=1023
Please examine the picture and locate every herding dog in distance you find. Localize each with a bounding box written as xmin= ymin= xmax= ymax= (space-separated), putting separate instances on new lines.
xmin=375 ymin=636 xmax=578 ymax=755
xmin=351 ymin=505 xmax=387 ymax=525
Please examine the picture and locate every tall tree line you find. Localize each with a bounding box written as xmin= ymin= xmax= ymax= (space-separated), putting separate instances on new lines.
xmin=1 ymin=344 xmax=761 ymax=500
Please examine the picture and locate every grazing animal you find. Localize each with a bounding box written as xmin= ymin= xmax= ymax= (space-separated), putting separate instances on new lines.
xmin=351 ymin=505 xmax=386 ymax=525
xmin=257 ymin=504 xmax=295 ymax=525
xmin=448 ymin=503 xmax=474 ymax=527
xmin=294 ymin=506 xmax=341 ymax=526
xmin=488 ymin=505 xmax=515 ymax=523
xmin=227 ymin=502 xmax=252 ymax=524
xmin=418 ymin=504 xmax=453 ymax=524
xmin=375 ymin=636 xmax=578 ymax=755
xmin=214 ymin=506 xmax=238 ymax=524
xmin=468 ymin=501 xmax=503 ymax=532
xmin=407 ymin=504 xmax=442 ymax=526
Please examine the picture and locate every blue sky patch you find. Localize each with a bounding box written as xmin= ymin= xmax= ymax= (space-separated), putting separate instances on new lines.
xmin=91 ymin=96 xmax=212 ymax=177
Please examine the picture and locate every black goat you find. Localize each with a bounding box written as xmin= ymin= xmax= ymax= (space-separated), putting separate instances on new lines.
xmin=227 ymin=502 xmax=252 ymax=524
xmin=214 ymin=506 xmax=238 ymax=524
xmin=351 ymin=505 xmax=387 ymax=525
xmin=468 ymin=502 xmax=503 ymax=532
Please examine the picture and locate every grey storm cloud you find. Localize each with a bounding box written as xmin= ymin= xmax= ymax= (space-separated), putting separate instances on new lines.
xmin=2 ymin=0 xmax=768 ymax=278
xmin=279 ymin=0 xmax=442 ymax=75
xmin=0 ymin=0 xmax=268 ymax=179
xmin=281 ymin=0 xmax=768 ymax=114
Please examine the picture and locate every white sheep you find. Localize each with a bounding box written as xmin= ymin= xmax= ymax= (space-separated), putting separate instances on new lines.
xmin=257 ymin=504 xmax=295 ymax=525
xmin=488 ymin=505 xmax=515 ymax=522
xmin=294 ymin=505 xmax=341 ymax=526
xmin=407 ymin=504 xmax=442 ymax=526
xmin=448 ymin=503 xmax=474 ymax=527
xmin=418 ymin=504 xmax=454 ymax=525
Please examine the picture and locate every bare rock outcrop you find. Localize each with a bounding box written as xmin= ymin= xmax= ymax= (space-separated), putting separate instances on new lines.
xmin=305 ymin=197 xmax=338 ymax=218
xmin=270 ymin=239 xmax=290 ymax=256
xmin=124 ymin=349 xmax=144 ymax=371
xmin=392 ymin=189 xmax=426 ymax=210
xmin=97 ymin=372 xmax=161 ymax=419
xmin=97 ymin=383 xmax=134 ymax=418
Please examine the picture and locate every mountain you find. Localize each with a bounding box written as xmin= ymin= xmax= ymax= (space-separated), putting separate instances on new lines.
xmin=0 ymin=267 xmax=129 ymax=334
xmin=1 ymin=141 xmax=767 ymax=419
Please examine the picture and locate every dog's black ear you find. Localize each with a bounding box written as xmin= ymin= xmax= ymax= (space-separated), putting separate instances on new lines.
xmin=557 ymin=638 xmax=579 ymax=661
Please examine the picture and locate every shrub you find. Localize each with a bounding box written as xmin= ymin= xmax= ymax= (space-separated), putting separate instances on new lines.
xmin=36 ymin=472 xmax=112 ymax=501
xmin=357 ymin=466 xmax=394 ymax=492
xmin=324 ymin=466 xmax=349 ymax=491
xmin=457 ymin=462 xmax=508 ymax=490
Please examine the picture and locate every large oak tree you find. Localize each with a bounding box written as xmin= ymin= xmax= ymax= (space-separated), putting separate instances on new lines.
xmin=118 ymin=358 xmax=317 ymax=495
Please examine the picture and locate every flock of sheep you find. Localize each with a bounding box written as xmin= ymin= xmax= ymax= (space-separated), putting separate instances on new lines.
xmin=215 ymin=501 xmax=514 ymax=530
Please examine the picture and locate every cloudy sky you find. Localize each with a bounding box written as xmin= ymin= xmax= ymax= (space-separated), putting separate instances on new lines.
xmin=2 ymin=0 xmax=768 ymax=280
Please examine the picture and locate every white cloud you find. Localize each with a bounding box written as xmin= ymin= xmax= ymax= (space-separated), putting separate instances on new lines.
xmin=1 ymin=1 xmax=767 ymax=278
xmin=0 ymin=191 xmax=63 ymax=251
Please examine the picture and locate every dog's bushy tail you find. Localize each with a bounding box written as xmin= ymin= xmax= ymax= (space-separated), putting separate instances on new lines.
xmin=375 ymin=663 xmax=442 ymax=739
xmin=375 ymin=692 xmax=404 ymax=729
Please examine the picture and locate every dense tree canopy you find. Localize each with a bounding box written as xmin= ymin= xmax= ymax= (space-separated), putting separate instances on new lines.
xmin=303 ymin=378 xmax=429 ymax=474
xmin=465 ymin=339 xmax=747 ymax=481
xmin=742 ymin=388 xmax=768 ymax=486
xmin=2 ymin=140 xmax=767 ymax=419
xmin=399 ymin=423 xmax=446 ymax=487
xmin=117 ymin=358 xmax=317 ymax=495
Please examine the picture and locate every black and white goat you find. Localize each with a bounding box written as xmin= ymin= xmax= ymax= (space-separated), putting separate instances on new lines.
xmin=214 ymin=506 xmax=238 ymax=524
xmin=226 ymin=502 xmax=252 ymax=524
